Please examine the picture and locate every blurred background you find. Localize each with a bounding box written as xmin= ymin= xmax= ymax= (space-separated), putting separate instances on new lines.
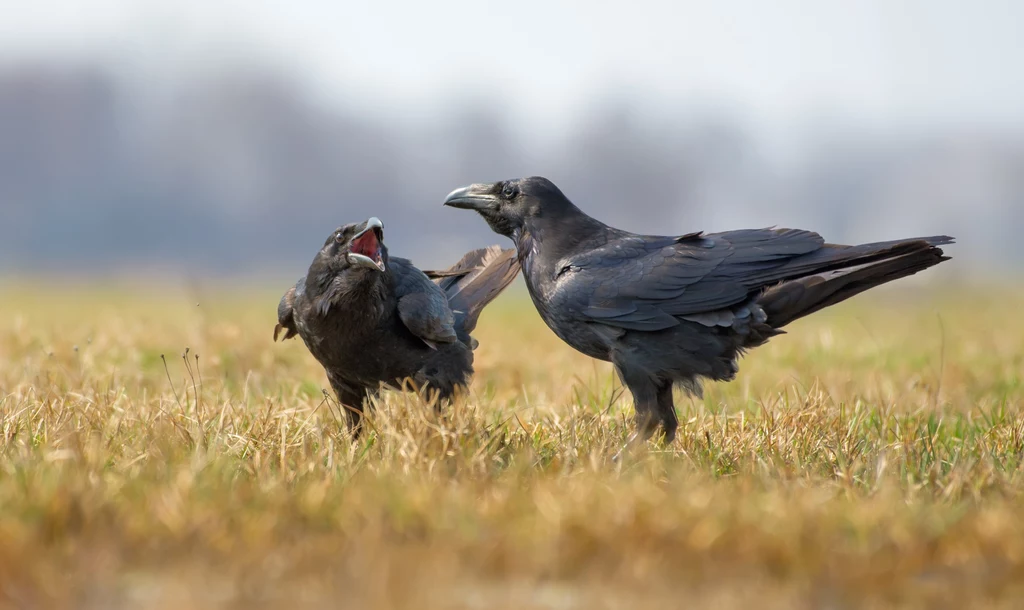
xmin=1 ymin=0 xmax=1021 ymax=279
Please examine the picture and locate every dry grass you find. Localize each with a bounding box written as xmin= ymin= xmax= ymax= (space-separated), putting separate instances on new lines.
xmin=1 ymin=280 xmax=1022 ymax=609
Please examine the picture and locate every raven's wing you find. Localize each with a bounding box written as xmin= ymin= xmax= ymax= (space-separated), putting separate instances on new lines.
xmin=274 ymin=277 xmax=305 ymax=341
xmin=391 ymin=258 xmax=459 ymax=349
xmin=559 ymin=229 xmax=826 ymax=331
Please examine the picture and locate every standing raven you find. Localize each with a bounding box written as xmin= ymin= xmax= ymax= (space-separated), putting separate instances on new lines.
xmin=275 ymin=217 xmax=519 ymax=436
xmin=444 ymin=177 xmax=953 ymax=444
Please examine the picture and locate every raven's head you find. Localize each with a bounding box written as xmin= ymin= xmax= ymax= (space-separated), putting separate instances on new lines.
xmin=443 ymin=176 xmax=574 ymax=238
xmin=314 ymin=217 xmax=388 ymax=275
xmin=305 ymin=217 xmax=389 ymax=317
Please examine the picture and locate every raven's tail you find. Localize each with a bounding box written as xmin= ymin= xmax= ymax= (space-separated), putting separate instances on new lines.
xmin=423 ymin=246 xmax=520 ymax=347
xmin=756 ymin=235 xmax=954 ymax=329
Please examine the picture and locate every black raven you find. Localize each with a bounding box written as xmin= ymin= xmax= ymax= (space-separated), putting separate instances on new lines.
xmin=275 ymin=217 xmax=520 ymax=435
xmin=444 ymin=177 xmax=953 ymax=444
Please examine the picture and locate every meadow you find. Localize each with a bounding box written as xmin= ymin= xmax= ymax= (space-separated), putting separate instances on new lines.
xmin=0 ymin=280 xmax=1022 ymax=609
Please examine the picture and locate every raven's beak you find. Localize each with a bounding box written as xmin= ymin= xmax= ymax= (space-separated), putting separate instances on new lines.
xmin=443 ymin=184 xmax=499 ymax=211
xmin=347 ymin=217 xmax=386 ymax=272
xmin=355 ymin=216 xmax=383 ymax=237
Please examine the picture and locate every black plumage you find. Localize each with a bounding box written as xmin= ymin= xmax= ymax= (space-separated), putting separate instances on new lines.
xmin=275 ymin=217 xmax=520 ymax=435
xmin=444 ymin=177 xmax=953 ymax=444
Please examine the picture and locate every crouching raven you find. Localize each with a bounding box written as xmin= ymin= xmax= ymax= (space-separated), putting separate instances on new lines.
xmin=275 ymin=217 xmax=520 ymax=436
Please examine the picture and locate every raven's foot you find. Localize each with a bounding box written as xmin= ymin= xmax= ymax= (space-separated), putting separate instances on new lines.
xmin=612 ymin=433 xmax=643 ymax=463
xmin=612 ymin=417 xmax=668 ymax=462
xmin=612 ymin=416 xmax=680 ymax=461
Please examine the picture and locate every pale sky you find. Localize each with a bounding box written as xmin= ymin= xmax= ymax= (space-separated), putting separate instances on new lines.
xmin=2 ymin=0 xmax=1023 ymax=133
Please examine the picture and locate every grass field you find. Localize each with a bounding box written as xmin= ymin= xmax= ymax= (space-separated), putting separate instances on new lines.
xmin=1 ymin=280 xmax=1022 ymax=609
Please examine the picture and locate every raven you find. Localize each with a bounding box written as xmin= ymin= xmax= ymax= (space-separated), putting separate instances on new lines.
xmin=275 ymin=217 xmax=520 ymax=435
xmin=444 ymin=177 xmax=953 ymax=444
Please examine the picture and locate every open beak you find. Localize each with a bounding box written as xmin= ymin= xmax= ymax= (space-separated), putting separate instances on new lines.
xmin=443 ymin=184 xmax=500 ymax=211
xmin=347 ymin=216 xmax=386 ymax=272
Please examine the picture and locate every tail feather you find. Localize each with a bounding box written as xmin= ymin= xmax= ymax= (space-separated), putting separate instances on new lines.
xmin=423 ymin=246 xmax=520 ymax=344
xmin=756 ymin=235 xmax=954 ymax=286
xmin=757 ymin=236 xmax=953 ymax=328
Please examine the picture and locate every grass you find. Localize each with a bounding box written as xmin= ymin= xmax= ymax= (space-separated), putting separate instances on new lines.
xmin=1 ymin=280 xmax=1022 ymax=609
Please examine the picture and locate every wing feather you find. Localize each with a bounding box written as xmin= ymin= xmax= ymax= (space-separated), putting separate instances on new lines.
xmin=564 ymin=229 xmax=828 ymax=331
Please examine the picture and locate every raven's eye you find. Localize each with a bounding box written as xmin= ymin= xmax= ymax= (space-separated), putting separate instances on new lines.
xmin=335 ymin=232 xmax=345 ymax=243
xmin=501 ymin=183 xmax=517 ymax=199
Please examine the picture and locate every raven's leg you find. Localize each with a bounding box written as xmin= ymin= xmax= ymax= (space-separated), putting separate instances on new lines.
xmin=328 ymin=377 xmax=368 ymax=438
xmin=613 ymin=361 xmax=661 ymax=442
xmin=656 ymin=381 xmax=678 ymax=444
